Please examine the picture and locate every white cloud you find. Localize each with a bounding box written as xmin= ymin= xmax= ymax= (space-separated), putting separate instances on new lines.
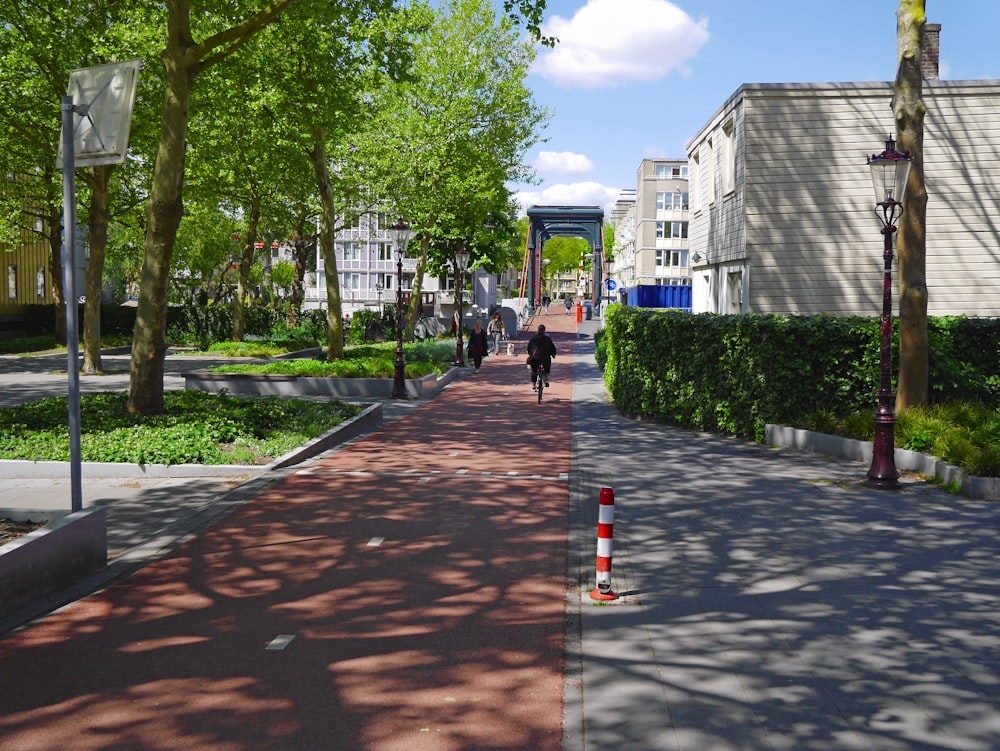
xmin=533 ymin=0 xmax=710 ymax=90
xmin=535 ymin=150 xmax=595 ymax=174
xmin=515 ymin=181 xmax=622 ymax=217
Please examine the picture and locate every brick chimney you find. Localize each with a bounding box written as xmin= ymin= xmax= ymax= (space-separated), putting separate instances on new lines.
xmin=921 ymin=23 xmax=941 ymax=80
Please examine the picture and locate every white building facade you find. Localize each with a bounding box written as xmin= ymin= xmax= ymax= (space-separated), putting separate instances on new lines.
xmin=609 ymin=159 xmax=690 ymax=301
xmin=305 ymin=211 xmax=498 ymax=319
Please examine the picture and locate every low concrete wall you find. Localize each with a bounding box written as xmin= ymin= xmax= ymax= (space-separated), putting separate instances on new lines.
xmin=183 ymin=367 xmax=459 ymax=400
xmin=0 ymin=507 xmax=107 ymax=619
xmin=765 ymin=424 xmax=1000 ymax=501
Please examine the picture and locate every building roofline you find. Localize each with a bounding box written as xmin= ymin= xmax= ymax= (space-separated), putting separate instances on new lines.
xmin=685 ymin=78 xmax=1000 ymax=151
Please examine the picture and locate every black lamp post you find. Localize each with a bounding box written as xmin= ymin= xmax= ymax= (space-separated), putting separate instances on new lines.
xmin=375 ymin=282 xmax=383 ymax=309
xmin=453 ymin=244 xmax=470 ymax=367
xmin=390 ymin=220 xmax=412 ymax=399
xmin=865 ymin=136 xmax=912 ymax=490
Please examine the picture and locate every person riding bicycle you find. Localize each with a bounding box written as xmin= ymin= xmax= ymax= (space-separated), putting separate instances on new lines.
xmin=526 ymin=324 xmax=557 ymax=390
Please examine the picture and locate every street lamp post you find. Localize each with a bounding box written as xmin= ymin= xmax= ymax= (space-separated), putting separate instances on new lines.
xmin=865 ymin=136 xmax=912 ymax=490
xmin=453 ymin=244 xmax=470 ymax=367
xmin=375 ymin=282 xmax=383 ymax=309
xmin=390 ymin=221 xmax=412 ymax=399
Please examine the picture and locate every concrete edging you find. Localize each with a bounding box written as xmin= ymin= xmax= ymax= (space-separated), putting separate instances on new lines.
xmin=765 ymin=424 xmax=1000 ymax=500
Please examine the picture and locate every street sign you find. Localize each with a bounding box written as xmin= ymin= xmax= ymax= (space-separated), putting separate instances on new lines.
xmin=605 ymin=279 xmax=617 ymax=291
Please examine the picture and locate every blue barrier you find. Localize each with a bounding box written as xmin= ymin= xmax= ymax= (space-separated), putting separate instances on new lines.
xmin=625 ymin=285 xmax=692 ymax=311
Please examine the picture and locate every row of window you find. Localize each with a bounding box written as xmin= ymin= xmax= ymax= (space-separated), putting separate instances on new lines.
xmin=689 ymin=119 xmax=735 ymax=212
xmin=655 ymin=221 xmax=689 ymax=239
xmin=655 ymin=192 xmax=689 ymax=211
xmin=655 ymin=164 xmax=689 ymax=179
xmin=7 ymin=265 xmax=47 ymax=301
xmin=336 ymin=272 xmax=460 ymax=293
xmin=655 ymin=249 xmax=689 ymax=268
xmin=340 ymin=241 xmax=396 ymax=262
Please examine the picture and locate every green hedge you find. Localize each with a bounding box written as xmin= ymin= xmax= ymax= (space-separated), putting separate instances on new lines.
xmin=601 ymin=305 xmax=1000 ymax=442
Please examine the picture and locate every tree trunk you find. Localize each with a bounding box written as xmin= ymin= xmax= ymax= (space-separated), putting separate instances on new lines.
xmin=128 ymin=29 xmax=195 ymax=415
xmin=288 ymin=208 xmax=311 ymax=328
xmin=82 ymin=165 xmax=114 ymax=374
xmin=894 ymin=0 xmax=929 ymax=410
xmin=405 ymin=232 xmax=430 ymax=342
xmin=45 ymin=202 xmax=67 ymax=345
xmin=309 ymin=129 xmax=344 ymax=359
xmin=234 ymin=198 xmax=261 ymax=342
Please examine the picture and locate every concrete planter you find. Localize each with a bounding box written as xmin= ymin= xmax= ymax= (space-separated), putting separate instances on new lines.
xmin=765 ymin=424 xmax=1000 ymax=501
xmin=0 ymin=507 xmax=107 ymax=620
xmin=183 ymin=367 xmax=459 ymax=400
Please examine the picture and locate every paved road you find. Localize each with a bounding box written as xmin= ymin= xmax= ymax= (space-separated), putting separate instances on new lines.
xmin=2 ymin=314 xmax=999 ymax=750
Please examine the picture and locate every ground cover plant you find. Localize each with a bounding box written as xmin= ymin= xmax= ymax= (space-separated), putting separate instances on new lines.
xmin=0 ymin=390 xmax=361 ymax=466
xmin=805 ymin=401 xmax=1000 ymax=478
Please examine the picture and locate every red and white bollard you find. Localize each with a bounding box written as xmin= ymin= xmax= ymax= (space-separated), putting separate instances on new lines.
xmin=590 ymin=487 xmax=618 ymax=601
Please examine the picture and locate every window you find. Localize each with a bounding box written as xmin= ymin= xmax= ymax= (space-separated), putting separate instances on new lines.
xmin=655 ymin=249 xmax=668 ymax=267
xmin=656 ymin=222 xmax=689 ymax=239
xmin=343 ymin=272 xmax=360 ymax=290
xmin=660 ymin=192 xmax=688 ymax=211
xmin=7 ymin=265 xmax=16 ymax=300
xmin=690 ymin=154 xmax=700 ymax=212
xmin=722 ymin=120 xmax=735 ymax=195
xmin=341 ymin=242 xmax=361 ymax=260
xmin=439 ymin=274 xmax=456 ymax=292
xmin=376 ymin=242 xmax=393 ymax=261
xmin=706 ymin=138 xmax=716 ymax=205
xmin=670 ymin=250 xmax=688 ymax=268
xmin=655 ymin=164 xmax=689 ymax=179
xmin=36 ymin=266 xmax=45 ymax=300
xmin=375 ymin=272 xmax=393 ymax=290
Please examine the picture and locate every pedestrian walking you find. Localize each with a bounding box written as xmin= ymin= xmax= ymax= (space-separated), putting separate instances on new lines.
xmin=542 ymin=294 xmax=551 ymax=314
xmin=467 ymin=319 xmax=488 ymax=372
xmin=564 ymin=296 xmax=573 ymax=315
xmin=487 ymin=312 xmax=505 ymax=356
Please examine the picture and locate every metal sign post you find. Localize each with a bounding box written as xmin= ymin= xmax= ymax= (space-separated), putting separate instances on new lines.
xmin=58 ymin=59 xmax=140 ymax=513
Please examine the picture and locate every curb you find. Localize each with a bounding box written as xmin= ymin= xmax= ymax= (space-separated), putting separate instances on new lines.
xmin=765 ymin=424 xmax=1000 ymax=500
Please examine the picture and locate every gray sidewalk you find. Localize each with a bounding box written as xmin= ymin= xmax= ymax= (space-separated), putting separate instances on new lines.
xmin=567 ymin=327 xmax=1000 ymax=750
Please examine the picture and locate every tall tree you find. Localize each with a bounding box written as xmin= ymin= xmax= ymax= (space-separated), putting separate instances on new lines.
xmin=353 ymin=0 xmax=547 ymax=340
xmin=894 ymin=0 xmax=928 ymax=409
xmin=128 ymin=0 xmax=298 ymax=415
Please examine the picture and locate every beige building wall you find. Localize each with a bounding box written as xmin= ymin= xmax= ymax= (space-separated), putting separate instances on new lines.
xmin=688 ymin=79 xmax=1000 ymax=317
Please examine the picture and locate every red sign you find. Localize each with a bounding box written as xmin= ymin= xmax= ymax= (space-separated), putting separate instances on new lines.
xmin=271 ymin=242 xmax=279 ymax=249
xmin=254 ymin=241 xmax=264 ymax=249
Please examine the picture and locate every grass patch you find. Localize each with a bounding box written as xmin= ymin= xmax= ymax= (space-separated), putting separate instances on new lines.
xmin=209 ymin=340 xmax=455 ymax=379
xmin=181 ymin=339 xmax=316 ymax=358
xmin=0 ymin=390 xmax=362 ymax=466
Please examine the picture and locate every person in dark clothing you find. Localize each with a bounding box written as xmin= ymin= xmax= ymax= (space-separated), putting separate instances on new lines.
xmin=526 ymin=324 xmax=556 ymax=389
xmin=466 ymin=319 xmax=489 ymax=372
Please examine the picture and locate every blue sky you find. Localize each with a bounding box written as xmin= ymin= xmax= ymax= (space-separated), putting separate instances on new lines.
xmin=515 ymin=0 xmax=1000 ymax=216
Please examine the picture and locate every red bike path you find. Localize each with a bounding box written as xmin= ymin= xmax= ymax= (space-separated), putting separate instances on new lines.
xmin=0 ymin=314 xmax=578 ymax=751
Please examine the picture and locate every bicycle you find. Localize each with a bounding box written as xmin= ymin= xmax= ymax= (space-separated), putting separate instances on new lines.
xmin=535 ymin=364 xmax=545 ymax=403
